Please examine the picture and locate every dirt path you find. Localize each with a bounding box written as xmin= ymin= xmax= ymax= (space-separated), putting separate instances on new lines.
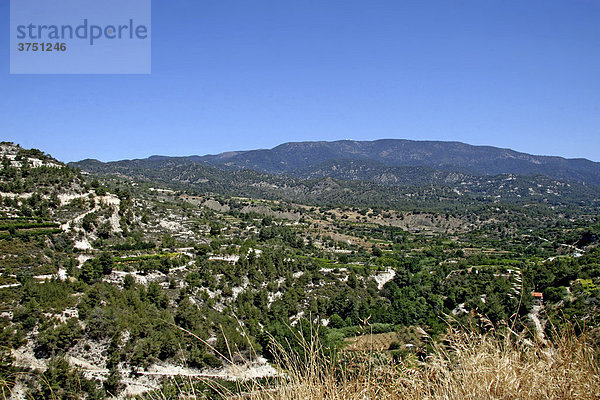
xmin=528 ymin=305 xmax=546 ymax=343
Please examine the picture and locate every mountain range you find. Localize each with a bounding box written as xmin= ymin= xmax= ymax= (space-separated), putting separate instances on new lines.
xmin=73 ymin=139 xmax=600 ymax=187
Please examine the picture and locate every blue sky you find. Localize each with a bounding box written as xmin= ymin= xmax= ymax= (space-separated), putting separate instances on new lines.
xmin=1 ymin=0 xmax=599 ymax=162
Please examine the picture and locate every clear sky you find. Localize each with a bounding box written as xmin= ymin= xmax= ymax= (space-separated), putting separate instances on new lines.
xmin=1 ymin=0 xmax=599 ymax=162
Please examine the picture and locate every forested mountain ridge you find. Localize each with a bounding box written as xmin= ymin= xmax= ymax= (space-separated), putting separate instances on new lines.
xmin=76 ymin=139 xmax=600 ymax=186
xmin=72 ymin=146 xmax=600 ymax=213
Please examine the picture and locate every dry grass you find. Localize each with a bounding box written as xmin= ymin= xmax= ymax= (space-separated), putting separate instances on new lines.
xmin=13 ymin=322 xmax=597 ymax=399
xmin=233 ymin=324 xmax=600 ymax=400
xmin=343 ymin=332 xmax=399 ymax=352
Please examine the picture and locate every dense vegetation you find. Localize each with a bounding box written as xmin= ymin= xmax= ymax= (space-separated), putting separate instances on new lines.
xmin=1 ymin=142 xmax=599 ymax=398
xmin=75 ymin=139 xmax=600 ymax=185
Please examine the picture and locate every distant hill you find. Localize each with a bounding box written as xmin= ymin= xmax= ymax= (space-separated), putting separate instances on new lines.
xmin=74 ymin=139 xmax=600 ymax=187
xmin=70 ymin=140 xmax=600 ymax=212
xmin=198 ymin=139 xmax=600 ymax=186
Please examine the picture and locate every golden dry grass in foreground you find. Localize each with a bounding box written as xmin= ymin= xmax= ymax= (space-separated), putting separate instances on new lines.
xmin=233 ymin=325 xmax=600 ymax=400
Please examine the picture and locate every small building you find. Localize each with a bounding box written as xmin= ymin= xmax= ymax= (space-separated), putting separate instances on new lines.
xmin=531 ymin=291 xmax=543 ymax=306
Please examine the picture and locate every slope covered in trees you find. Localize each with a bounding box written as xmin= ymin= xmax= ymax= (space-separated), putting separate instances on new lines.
xmin=1 ymin=143 xmax=598 ymax=398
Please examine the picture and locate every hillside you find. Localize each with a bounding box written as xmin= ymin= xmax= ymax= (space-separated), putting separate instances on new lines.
xmin=2 ymin=142 xmax=599 ymax=398
xmin=141 ymin=139 xmax=600 ymax=186
xmin=72 ymin=148 xmax=600 ymax=214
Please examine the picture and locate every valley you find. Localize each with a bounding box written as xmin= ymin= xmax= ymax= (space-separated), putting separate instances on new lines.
xmin=0 ymin=141 xmax=599 ymax=398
